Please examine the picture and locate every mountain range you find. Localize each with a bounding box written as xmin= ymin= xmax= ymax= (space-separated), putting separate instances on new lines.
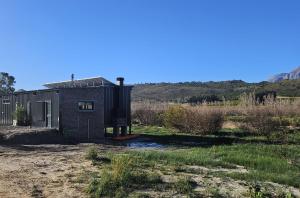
xmin=269 ymin=66 xmax=300 ymax=82
xmin=131 ymin=66 xmax=300 ymax=102
xmin=132 ymin=79 xmax=300 ymax=102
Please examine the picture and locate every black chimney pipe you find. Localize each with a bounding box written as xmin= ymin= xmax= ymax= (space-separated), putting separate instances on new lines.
xmin=113 ymin=77 xmax=127 ymax=136
xmin=116 ymin=77 xmax=124 ymax=113
xmin=116 ymin=77 xmax=124 ymax=86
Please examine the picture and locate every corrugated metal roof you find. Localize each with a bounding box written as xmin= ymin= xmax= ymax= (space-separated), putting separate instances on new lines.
xmin=43 ymin=76 xmax=115 ymax=88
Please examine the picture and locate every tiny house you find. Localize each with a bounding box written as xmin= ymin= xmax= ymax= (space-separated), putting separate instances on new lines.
xmin=0 ymin=77 xmax=132 ymax=140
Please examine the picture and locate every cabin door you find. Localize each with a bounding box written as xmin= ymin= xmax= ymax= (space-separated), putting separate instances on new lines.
xmin=0 ymin=96 xmax=13 ymax=125
xmin=45 ymin=101 xmax=52 ymax=128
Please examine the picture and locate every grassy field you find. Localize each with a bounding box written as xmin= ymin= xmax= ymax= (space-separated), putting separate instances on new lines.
xmin=86 ymin=125 xmax=300 ymax=198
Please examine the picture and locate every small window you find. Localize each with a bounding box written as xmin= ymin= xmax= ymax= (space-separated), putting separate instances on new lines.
xmin=2 ymin=99 xmax=10 ymax=104
xmin=78 ymin=101 xmax=94 ymax=111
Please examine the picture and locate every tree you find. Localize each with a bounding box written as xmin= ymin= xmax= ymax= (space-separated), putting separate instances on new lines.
xmin=0 ymin=72 xmax=16 ymax=94
xmin=187 ymin=95 xmax=221 ymax=104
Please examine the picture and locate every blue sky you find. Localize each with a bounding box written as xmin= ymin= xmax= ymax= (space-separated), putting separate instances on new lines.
xmin=0 ymin=0 xmax=300 ymax=90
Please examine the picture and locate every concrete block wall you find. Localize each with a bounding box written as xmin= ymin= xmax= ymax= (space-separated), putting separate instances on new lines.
xmin=59 ymin=88 xmax=104 ymax=140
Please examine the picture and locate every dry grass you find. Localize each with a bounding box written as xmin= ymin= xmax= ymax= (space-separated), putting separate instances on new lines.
xmin=132 ymin=101 xmax=169 ymax=126
xmin=224 ymin=93 xmax=300 ymax=117
xmin=132 ymin=94 xmax=300 ymax=141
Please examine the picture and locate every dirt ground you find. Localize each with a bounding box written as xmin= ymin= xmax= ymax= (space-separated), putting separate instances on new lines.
xmin=1 ymin=145 xmax=299 ymax=198
xmin=0 ymin=143 xmax=127 ymax=198
xmin=0 ymin=126 xmax=133 ymax=198
xmin=0 ymin=126 xmax=299 ymax=198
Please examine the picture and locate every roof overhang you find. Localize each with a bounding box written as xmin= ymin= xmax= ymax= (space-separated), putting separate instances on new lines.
xmin=43 ymin=77 xmax=115 ymax=89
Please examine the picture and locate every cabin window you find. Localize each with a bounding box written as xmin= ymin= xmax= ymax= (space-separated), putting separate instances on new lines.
xmin=78 ymin=101 xmax=95 ymax=111
xmin=2 ymin=98 xmax=10 ymax=104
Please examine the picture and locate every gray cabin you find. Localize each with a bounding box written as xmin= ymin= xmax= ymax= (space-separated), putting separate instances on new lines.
xmin=0 ymin=76 xmax=132 ymax=140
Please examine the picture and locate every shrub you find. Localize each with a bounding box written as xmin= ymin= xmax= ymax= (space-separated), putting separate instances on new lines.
xmin=164 ymin=105 xmax=224 ymax=135
xmin=87 ymin=155 xmax=134 ymax=197
xmin=133 ymin=109 xmax=164 ymax=126
xmin=240 ymin=108 xmax=282 ymax=140
xmin=12 ymin=105 xmax=28 ymax=126
xmin=110 ymin=155 xmax=135 ymax=185
xmin=187 ymin=94 xmax=222 ymax=104
xmin=248 ymin=183 xmax=264 ymax=198
xmin=88 ymin=155 xmax=162 ymax=198
xmin=174 ymin=176 xmax=196 ymax=195
xmin=132 ymin=102 xmax=168 ymax=126
xmin=291 ymin=117 xmax=300 ymax=127
xmin=187 ymin=106 xmax=224 ymax=135
xmin=86 ymin=147 xmax=98 ymax=161
xmin=279 ymin=117 xmax=300 ymax=127
xmin=163 ymin=105 xmax=187 ymax=131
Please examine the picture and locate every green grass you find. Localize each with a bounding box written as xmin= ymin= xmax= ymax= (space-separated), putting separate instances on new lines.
xmin=133 ymin=124 xmax=300 ymax=144
xmin=125 ymin=125 xmax=300 ymax=188
xmin=86 ymin=125 xmax=300 ymax=197
xmin=288 ymin=131 xmax=300 ymax=142
xmin=132 ymin=125 xmax=173 ymax=136
xmin=126 ymin=144 xmax=300 ymax=187
xmin=87 ymin=155 xmax=164 ymax=198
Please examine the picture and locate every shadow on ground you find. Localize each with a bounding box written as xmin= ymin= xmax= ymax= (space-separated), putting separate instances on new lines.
xmin=0 ymin=127 xmax=298 ymax=151
xmin=137 ymin=130 xmax=299 ymax=148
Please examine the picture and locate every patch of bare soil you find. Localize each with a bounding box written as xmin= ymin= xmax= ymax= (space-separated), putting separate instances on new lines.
xmin=222 ymin=121 xmax=238 ymax=129
xmin=157 ymin=164 xmax=300 ymax=197
xmin=0 ymin=144 xmax=124 ymax=198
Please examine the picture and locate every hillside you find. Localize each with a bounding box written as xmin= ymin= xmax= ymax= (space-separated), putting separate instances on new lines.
xmin=132 ymin=79 xmax=300 ymax=102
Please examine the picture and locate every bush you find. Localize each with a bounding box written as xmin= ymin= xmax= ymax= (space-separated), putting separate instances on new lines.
xmin=88 ymin=155 xmax=134 ymax=197
xmin=187 ymin=107 xmax=224 ymax=135
xmin=174 ymin=176 xmax=196 ymax=195
xmin=133 ymin=109 xmax=164 ymax=126
xmin=240 ymin=108 xmax=282 ymax=140
xmin=291 ymin=117 xmax=300 ymax=127
xmin=86 ymin=147 xmax=98 ymax=161
xmin=163 ymin=105 xmax=187 ymax=131
xmin=13 ymin=105 xmax=28 ymax=126
xmin=164 ymin=105 xmax=224 ymax=135
xmin=187 ymin=94 xmax=222 ymax=104
xmin=88 ymin=155 xmax=162 ymax=198
xmin=132 ymin=102 xmax=167 ymax=126
xmin=278 ymin=117 xmax=300 ymax=127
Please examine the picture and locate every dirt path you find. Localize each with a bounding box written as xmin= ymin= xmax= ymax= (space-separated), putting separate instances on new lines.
xmin=0 ymin=144 xmax=123 ymax=198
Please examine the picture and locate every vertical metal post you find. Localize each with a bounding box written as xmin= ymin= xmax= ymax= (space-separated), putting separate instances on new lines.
xmin=113 ymin=127 xmax=120 ymax=137
xmin=121 ymin=126 xmax=127 ymax=136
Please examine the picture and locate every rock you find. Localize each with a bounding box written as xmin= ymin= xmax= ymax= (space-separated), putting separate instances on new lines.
xmin=269 ymin=66 xmax=300 ymax=82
